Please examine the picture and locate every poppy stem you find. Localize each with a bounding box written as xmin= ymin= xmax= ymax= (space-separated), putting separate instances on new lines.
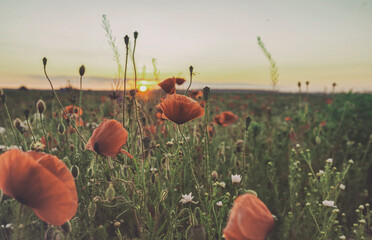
xmin=25 ymin=117 xmax=36 ymax=143
xmin=123 ymin=35 xmax=129 ymax=126
xmin=185 ymin=66 xmax=193 ymax=96
xmin=14 ymin=203 xmax=24 ymax=240
xmin=40 ymin=113 xmax=50 ymax=152
xmin=3 ymin=100 xmax=22 ymax=148
xmin=132 ymin=32 xmax=138 ymax=92
xmin=43 ymin=61 xmax=87 ymax=144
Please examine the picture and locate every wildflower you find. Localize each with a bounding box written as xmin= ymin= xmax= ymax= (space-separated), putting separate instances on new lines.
xmin=322 ymin=200 xmax=336 ymax=208
xmin=211 ymin=171 xmax=218 ymax=180
xmin=216 ymin=201 xmax=223 ymax=207
xmin=284 ymin=117 xmax=291 ymax=121
xmin=158 ymin=78 xmax=176 ymax=94
xmin=63 ymin=105 xmax=83 ymax=119
xmin=179 ymin=192 xmax=198 ymax=204
xmin=219 ymin=181 xmax=226 ymax=188
xmin=0 ymin=127 xmax=5 ymax=134
xmin=175 ymin=77 xmax=186 ymax=85
xmin=189 ymin=90 xmax=203 ymax=99
xmin=318 ymin=170 xmax=324 ymax=176
xmin=231 ymin=174 xmax=242 ymax=184
xmin=339 ymin=184 xmax=345 ymax=190
xmin=0 ymin=149 xmax=78 ymax=225
xmin=326 ymin=158 xmax=333 ymax=164
xmin=348 ymin=159 xmax=354 ymax=164
xmin=86 ymin=119 xmax=133 ymax=158
xmin=213 ymin=111 xmax=238 ymax=126
xmin=359 ymin=219 xmax=366 ymax=224
xmin=36 ymin=99 xmax=46 ymax=114
xmin=339 ymin=235 xmax=346 ymax=240
xmin=296 ymin=144 xmax=301 ymax=148
xmin=223 ymin=193 xmax=274 ymax=240
xmin=160 ymin=94 xmax=205 ymax=124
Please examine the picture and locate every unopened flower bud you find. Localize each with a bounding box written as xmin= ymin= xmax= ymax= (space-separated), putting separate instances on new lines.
xmin=70 ymin=165 xmax=80 ymax=179
xmin=203 ymin=86 xmax=210 ymax=101
xmin=133 ymin=31 xmax=138 ymax=39
xmin=24 ymin=109 xmax=30 ymax=119
xmin=42 ymin=57 xmax=47 ymax=67
xmin=13 ymin=118 xmax=22 ymax=131
xmin=129 ymin=89 xmax=136 ymax=97
xmin=211 ymin=170 xmax=218 ymax=181
xmin=36 ymin=99 xmax=46 ymax=114
xmin=298 ymin=82 xmax=301 ymax=88
xmin=79 ymin=65 xmax=85 ymax=77
xmin=61 ymin=221 xmax=72 ymax=234
xmin=124 ymin=35 xmax=129 ymax=46
xmin=245 ymin=117 xmax=251 ymax=130
xmin=143 ymin=136 xmax=151 ymax=149
xmin=105 ymin=183 xmax=116 ymax=201
xmin=58 ymin=123 xmax=65 ymax=135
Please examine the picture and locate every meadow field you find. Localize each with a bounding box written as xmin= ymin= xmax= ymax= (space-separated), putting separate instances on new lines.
xmin=0 ymin=83 xmax=371 ymax=239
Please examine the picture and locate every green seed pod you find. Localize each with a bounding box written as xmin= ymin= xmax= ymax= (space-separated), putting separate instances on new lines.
xmin=58 ymin=123 xmax=65 ymax=135
xmin=70 ymin=165 xmax=80 ymax=179
xmin=36 ymin=99 xmax=46 ymax=114
xmin=79 ymin=65 xmax=85 ymax=77
xmin=88 ymin=202 xmax=97 ymax=218
xmin=105 ymin=183 xmax=115 ymax=201
xmin=315 ymin=136 xmax=321 ymax=145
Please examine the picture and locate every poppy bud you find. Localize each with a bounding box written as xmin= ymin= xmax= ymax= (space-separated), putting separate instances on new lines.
xmin=298 ymin=82 xmax=301 ymax=88
xmin=211 ymin=171 xmax=218 ymax=181
xmin=79 ymin=65 xmax=85 ymax=77
xmin=306 ymin=81 xmax=309 ymax=86
xmin=58 ymin=123 xmax=65 ymax=135
xmin=70 ymin=165 xmax=80 ymax=179
xmin=36 ymin=99 xmax=46 ymax=114
xmin=245 ymin=117 xmax=251 ymax=131
xmin=129 ymin=89 xmax=136 ymax=97
xmin=124 ymin=35 xmax=129 ymax=46
xmin=88 ymin=202 xmax=97 ymax=218
xmin=203 ymin=86 xmax=210 ymax=101
xmin=105 ymin=183 xmax=115 ymax=201
xmin=133 ymin=31 xmax=138 ymax=39
xmin=61 ymin=221 xmax=72 ymax=234
xmin=13 ymin=118 xmax=22 ymax=131
xmin=143 ymin=136 xmax=151 ymax=149
xmin=113 ymin=221 xmax=121 ymax=228
xmin=69 ymin=144 xmax=74 ymax=151
xmin=332 ymin=82 xmax=336 ymax=87
xmin=24 ymin=109 xmax=30 ymax=120
xmin=190 ymin=224 xmax=206 ymax=240
xmin=160 ymin=189 xmax=168 ymax=202
xmin=79 ymin=141 xmax=86 ymax=152
xmin=42 ymin=57 xmax=47 ymax=67
xmin=189 ymin=65 xmax=193 ymax=74
xmin=315 ymin=136 xmax=321 ymax=145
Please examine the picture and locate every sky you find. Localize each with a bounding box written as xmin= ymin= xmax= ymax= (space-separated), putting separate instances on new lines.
xmin=0 ymin=0 xmax=371 ymax=92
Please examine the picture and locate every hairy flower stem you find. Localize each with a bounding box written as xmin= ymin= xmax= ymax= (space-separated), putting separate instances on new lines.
xmin=3 ymin=102 xmax=21 ymax=147
xmin=203 ymin=99 xmax=211 ymax=188
xmin=123 ymin=37 xmax=129 ymax=126
xmin=43 ymin=63 xmax=87 ymax=144
xmin=40 ymin=113 xmax=49 ymax=152
xmin=132 ymin=35 xmax=138 ymax=91
xmin=78 ymin=75 xmax=83 ymax=149
xmin=25 ymin=117 xmax=36 ymax=142
xmin=14 ymin=204 xmax=24 ymax=240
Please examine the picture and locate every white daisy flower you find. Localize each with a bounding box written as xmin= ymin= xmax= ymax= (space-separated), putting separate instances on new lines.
xmin=180 ymin=192 xmax=198 ymax=204
xmin=231 ymin=174 xmax=242 ymax=184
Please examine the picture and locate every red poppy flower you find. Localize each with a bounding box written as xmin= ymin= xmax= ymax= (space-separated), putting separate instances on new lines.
xmin=160 ymin=94 xmax=205 ymax=124
xmin=189 ymin=90 xmax=203 ymax=99
xmin=175 ymin=77 xmax=186 ymax=85
xmin=320 ymin=120 xmax=326 ymax=127
xmin=86 ymin=119 xmax=133 ymax=158
xmin=159 ymin=78 xmax=176 ymax=94
xmin=223 ymin=194 xmax=274 ymax=240
xmin=63 ymin=105 xmax=83 ymax=119
xmin=213 ymin=111 xmax=238 ymax=126
xmin=285 ymin=117 xmax=292 ymax=122
xmin=325 ymin=99 xmax=333 ymax=105
xmin=0 ymin=149 xmax=78 ymax=226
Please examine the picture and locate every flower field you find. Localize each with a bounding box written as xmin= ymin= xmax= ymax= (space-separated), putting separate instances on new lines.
xmin=0 ymin=76 xmax=371 ymax=240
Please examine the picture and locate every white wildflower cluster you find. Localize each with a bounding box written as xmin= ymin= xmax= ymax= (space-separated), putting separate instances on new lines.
xmin=322 ymin=200 xmax=336 ymax=208
xmin=325 ymin=158 xmax=333 ymax=164
xmin=231 ymin=174 xmax=242 ymax=184
xmin=180 ymin=192 xmax=198 ymax=204
xmin=216 ymin=201 xmax=223 ymax=207
xmin=219 ymin=181 xmax=226 ymax=188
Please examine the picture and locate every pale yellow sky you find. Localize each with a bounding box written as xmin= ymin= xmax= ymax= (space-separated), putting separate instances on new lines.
xmin=0 ymin=0 xmax=371 ymax=92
